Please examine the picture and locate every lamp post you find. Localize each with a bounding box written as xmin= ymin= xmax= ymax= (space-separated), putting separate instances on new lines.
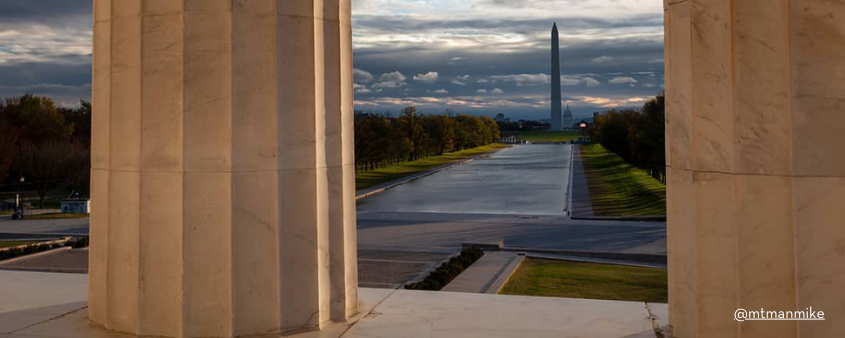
xmin=17 ymin=177 xmax=24 ymax=220
xmin=579 ymin=122 xmax=588 ymax=143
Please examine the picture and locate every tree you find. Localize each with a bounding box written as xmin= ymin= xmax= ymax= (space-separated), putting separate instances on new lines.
xmin=588 ymin=94 xmax=666 ymax=184
xmin=21 ymin=141 xmax=75 ymax=208
xmin=353 ymin=107 xmax=500 ymax=172
xmin=0 ymin=110 xmax=21 ymax=181
xmin=3 ymin=94 xmax=73 ymax=145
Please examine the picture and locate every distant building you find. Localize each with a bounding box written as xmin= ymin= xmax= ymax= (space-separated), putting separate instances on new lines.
xmin=562 ymin=105 xmax=573 ymax=130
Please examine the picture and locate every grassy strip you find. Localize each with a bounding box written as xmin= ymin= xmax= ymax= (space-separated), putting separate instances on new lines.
xmin=356 ymin=144 xmax=509 ymax=190
xmin=405 ymin=247 xmax=484 ymax=291
xmin=0 ymin=241 xmax=35 ymax=248
xmin=24 ymin=213 xmax=89 ymax=220
xmin=516 ymin=131 xmax=579 ymax=143
xmin=0 ymin=237 xmax=89 ymax=261
xmin=0 ymin=242 xmax=63 ymax=261
xmin=580 ymin=144 xmax=666 ymax=216
xmin=499 ymin=259 xmax=667 ymax=303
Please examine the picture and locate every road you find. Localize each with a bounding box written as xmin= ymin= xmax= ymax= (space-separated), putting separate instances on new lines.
xmin=357 ymin=211 xmax=665 ymax=254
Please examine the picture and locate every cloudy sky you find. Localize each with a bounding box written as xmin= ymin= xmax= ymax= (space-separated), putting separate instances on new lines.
xmin=0 ymin=0 xmax=664 ymax=120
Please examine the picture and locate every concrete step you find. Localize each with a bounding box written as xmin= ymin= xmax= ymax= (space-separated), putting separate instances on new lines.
xmin=441 ymin=251 xmax=525 ymax=294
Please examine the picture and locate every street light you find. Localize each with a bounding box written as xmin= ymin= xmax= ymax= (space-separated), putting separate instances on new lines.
xmin=16 ymin=177 xmax=24 ymax=220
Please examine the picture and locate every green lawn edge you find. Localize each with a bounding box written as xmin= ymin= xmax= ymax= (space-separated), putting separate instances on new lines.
xmin=24 ymin=213 xmax=90 ymax=220
xmin=499 ymin=258 xmax=668 ymax=303
xmin=580 ymin=144 xmax=666 ymax=216
xmin=514 ymin=131 xmax=579 ymax=143
xmin=355 ymin=143 xmax=509 ymax=190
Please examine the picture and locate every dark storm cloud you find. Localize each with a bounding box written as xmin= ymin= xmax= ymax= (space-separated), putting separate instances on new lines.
xmin=0 ymin=0 xmax=91 ymax=27
xmin=0 ymin=0 xmax=664 ymax=114
xmin=353 ymin=15 xmax=662 ymax=34
xmin=0 ymin=58 xmax=91 ymax=87
xmin=351 ymin=12 xmax=664 ymax=119
xmin=0 ymin=0 xmax=92 ymax=106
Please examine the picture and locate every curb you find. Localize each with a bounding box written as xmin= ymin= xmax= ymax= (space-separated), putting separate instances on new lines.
xmin=500 ymin=247 xmax=666 ymax=265
xmin=0 ymin=246 xmax=71 ymax=264
xmin=570 ymin=216 xmax=667 ymax=222
xmin=524 ymin=252 xmax=666 ymax=269
xmin=484 ymin=253 xmax=525 ymax=294
xmin=564 ymin=144 xmax=575 ymax=216
xmin=0 ymin=237 xmax=73 ymax=253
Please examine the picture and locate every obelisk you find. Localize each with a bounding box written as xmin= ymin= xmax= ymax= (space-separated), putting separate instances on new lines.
xmin=550 ymin=23 xmax=562 ymax=131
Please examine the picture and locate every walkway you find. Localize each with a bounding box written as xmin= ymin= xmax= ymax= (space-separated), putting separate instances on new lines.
xmin=0 ymin=270 xmax=671 ymax=338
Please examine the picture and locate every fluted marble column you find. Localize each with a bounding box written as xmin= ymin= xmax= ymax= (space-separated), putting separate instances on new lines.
xmin=89 ymin=0 xmax=357 ymax=336
xmin=665 ymin=0 xmax=844 ymax=337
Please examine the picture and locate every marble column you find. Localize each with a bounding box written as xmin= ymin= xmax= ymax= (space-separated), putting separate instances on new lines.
xmin=665 ymin=0 xmax=844 ymax=337
xmin=89 ymin=0 xmax=358 ymax=337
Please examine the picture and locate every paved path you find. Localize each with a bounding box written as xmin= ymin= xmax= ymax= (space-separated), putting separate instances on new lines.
xmin=0 ymin=217 xmax=89 ymax=236
xmin=358 ymin=211 xmax=666 ymax=255
xmin=570 ymin=145 xmax=595 ymax=217
xmin=442 ymin=251 xmax=524 ymax=294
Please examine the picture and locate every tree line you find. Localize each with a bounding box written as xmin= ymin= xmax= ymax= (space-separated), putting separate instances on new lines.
xmin=0 ymin=94 xmax=91 ymax=208
xmin=355 ymin=107 xmax=500 ymax=171
xmin=587 ymin=94 xmax=665 ymax=183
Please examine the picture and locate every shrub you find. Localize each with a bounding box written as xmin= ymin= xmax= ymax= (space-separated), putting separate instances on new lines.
xmin=0 ymin=242 xmax=60 ymax=261
xmin=71 ymin=236 xmax=89 ymax=248
xmin=405 ymin=247 xmax=484 ymax=291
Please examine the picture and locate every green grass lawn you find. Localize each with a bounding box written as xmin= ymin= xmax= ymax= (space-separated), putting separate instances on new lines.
xmin=356 ymin=143 xmax=509 ymax=190
xmin=0 ymin=241 xmax=35 ymax=248
xmin=580 ymin=144 xmax=666 ymax=216
xmin=499 ymin=259 xmax=668 ymax=303
xmin=25 ymin=213 xmax=89 ymax=220
xmin=516 ymin=131 xmax=580 ymax=143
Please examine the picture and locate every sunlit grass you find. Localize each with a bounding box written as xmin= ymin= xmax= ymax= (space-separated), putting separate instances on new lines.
xmin=499 ymin=259 xmax=667 ymax=303
xmin=355 ymin=144 xmax=509 ymax=190
xmin=25 ymin=213 xmax=89 ymax=220
xmin=0 ymin=241 xmax=36 ymax=248
xmin=516 ymin=131 xmax=580 ymax=143
xmin=580 ymin=144 xmax=666 ymax=216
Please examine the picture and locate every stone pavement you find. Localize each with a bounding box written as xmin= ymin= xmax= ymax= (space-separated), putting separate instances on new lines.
xmin=0 ymin=248 xmax=88 ymax=274
xmin=569 ymin=145 xmax=595 ymax=217
xmin=442 ymin=251 xmax=524 ymax=294
xmin=0 ymin=270 xmax=670 ymax=338
xmin=0 ymin=247 xmax=452 ymax=289
xmin=358 ymin=211 xmax=666 ymax=255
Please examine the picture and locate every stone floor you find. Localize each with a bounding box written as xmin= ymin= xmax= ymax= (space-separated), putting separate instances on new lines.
xmin=0 ymin=270 xmax=670 ymax=338
xmin=0 ymin=248 xmax=88 ymax=274
xmin=0 ymin=248 xmax=452 ymax=290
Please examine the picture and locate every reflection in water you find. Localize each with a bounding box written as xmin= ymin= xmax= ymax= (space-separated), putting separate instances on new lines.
xmin=357 ymin=144 xmax=572 ymax=216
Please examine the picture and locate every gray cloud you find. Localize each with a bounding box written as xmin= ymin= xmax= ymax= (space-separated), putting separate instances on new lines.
xmin=0 ymin=0 xmax=90 ymax=28
xmin=0 ymin=0 xmax=664 ymax=116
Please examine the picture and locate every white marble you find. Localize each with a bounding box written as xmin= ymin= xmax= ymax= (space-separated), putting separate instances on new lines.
xmin=666 ymin=0 xmax=845 ymax=337
xmin=1 ymin=277 xmax=664 ymax=338
xmin=90 ymin=0 xmax=357 ymax=336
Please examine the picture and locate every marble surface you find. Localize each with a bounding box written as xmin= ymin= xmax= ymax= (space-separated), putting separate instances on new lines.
xmin=665 ymin=0 xmax=845 ymax=336
xmin=0 ymin=270 xmax=668 ymax=338
xmin=90 ymin=0 xmax=358 ymax=335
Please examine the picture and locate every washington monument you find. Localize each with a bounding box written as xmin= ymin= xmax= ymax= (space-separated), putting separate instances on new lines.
xmin=550 ymin=23 xmax=562 ymax=131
